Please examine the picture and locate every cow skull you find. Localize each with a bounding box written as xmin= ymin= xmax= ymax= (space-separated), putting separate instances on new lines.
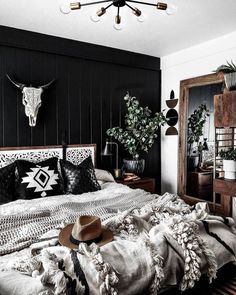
xmin=6 ymin=74 xmax=55 ymax=127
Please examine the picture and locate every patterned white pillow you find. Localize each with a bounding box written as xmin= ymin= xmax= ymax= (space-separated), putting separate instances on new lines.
xmin=95 ymin=169 xmax=115 ymax=183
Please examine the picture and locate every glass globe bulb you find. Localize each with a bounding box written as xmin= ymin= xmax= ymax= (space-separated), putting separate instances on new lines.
xmin=166 ymin=4 xmax=177 ymax=15
xmin=59 ymin=2 xmax=71 ymax=14
xmin=137 ymin=14 xmax=145 ymax=22
xmin=90 ymin=13 xmax=101 ymax=22
xmin=113 ymin=23 xmax=123 ymax=30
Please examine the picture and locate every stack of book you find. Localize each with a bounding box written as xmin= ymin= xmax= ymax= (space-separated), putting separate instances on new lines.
xmin=123 ymin=173 xmax=140 ymax=182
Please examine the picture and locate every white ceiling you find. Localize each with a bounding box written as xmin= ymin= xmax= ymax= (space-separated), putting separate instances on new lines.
xmin=0 ymin=0 xmax=236 ymax=57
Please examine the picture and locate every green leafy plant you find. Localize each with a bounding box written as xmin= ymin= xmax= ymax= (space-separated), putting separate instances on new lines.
xmin=187 ymin=104 xmax=209 ymax=156
xmin=106 ymin=92 xmax=167 ymax=160
xmin=219 ymin=149 xmax=236 ymax=161
xmin=214 ymin=60 xmax=236 ymax=74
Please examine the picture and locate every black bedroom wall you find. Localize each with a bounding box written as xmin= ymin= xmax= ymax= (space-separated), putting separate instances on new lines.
xmin=0 ymin=26 xmax=161 ymax=192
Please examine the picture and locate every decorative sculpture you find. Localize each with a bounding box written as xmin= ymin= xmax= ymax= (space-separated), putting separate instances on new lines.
xmin=165 ymin=90 xmax=179 ymax=136
xmin=6 ymin=74 xmax=55 ymax=127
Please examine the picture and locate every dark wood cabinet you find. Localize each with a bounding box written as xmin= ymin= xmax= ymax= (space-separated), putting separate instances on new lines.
xmin=214 ymin=90 xmax=236 ymax=127
xmin=213 ymin=178 xmax=236 ymax=216
xmin=117 ymin=177 xmax=156 ymax=193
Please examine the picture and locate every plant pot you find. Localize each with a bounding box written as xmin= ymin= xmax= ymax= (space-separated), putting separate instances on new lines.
xmin=123 ymin=159 xmax=145 ymax=175
xmin=224 ymin=72 xmax=236 ymax=91
xmin=223 ymin=160 xmax=236 ymax=179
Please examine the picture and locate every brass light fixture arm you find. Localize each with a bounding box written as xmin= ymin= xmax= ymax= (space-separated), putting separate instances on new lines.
xmin=80 ymin=0 xmax=112 ymax=7
xmin=115 ymin=6 xmax=121 ymax=24
xmin=127 ymin=0 xmax=167 ymax=10
xmin=103 ymin=3 xmax=113 ymax=10
xmin=126 ymin=0 xmax=157 ymax=7
xmin=125 ymin=3 xmax=142 ymax=16
xmin=96 ymin=2 xmax=113 ymax=17
xmin=126 ymin=3 xmax=136 ymax=12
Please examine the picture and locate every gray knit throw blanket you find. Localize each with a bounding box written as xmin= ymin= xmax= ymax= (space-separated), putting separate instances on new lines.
xmin=0 ymin=189 xmax=157 ymax=255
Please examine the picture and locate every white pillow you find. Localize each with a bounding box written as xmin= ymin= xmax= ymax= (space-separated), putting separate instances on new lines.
xmin=95 ymin=169 xmax=115 ymax=183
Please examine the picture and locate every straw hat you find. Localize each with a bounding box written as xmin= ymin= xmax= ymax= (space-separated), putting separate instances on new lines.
xmin=59 ymin=215 xmax=113 ymax=249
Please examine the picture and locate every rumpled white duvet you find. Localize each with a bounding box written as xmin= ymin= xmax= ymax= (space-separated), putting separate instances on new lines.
xmin=0 ymin=182 xmax=236 ymax=295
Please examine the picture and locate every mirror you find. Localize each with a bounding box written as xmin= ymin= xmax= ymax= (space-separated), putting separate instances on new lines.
xmin=178 ymin=73 xmax=224 ymax=211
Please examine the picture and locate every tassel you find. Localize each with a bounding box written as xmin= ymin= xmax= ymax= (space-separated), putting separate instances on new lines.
xmin=78 ymin=243 xmax=119 ymax=294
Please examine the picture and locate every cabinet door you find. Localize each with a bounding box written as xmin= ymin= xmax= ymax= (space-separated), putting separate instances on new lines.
xmin=214 ymin=91 xmax=236 ymax=127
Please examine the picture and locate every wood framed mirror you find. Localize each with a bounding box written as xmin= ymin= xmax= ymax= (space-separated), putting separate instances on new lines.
xmin=178 ymin=73 xmax=225 ymax=214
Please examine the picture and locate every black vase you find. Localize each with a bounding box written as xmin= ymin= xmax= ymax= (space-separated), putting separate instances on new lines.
xmin=123 ymin=159 xmax=145 ymax=175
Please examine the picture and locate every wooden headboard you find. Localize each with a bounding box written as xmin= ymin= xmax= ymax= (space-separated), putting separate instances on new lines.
xmin=0 ymin=144 xmax=96 ymax=168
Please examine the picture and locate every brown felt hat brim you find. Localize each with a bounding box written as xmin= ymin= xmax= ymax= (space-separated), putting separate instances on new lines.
xmin=59 ymin=224 xmax=114 ymax=249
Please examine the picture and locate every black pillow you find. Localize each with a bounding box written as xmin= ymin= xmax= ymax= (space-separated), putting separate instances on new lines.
xmin=60 ymin=156 xmax=101 ymax=194
xmin=0 ymin=162 xmax=16 ymax=204
xmin=15 ymin=157 xmax=62 ymax=199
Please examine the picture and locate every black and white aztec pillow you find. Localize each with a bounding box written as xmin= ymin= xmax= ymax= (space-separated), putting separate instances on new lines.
xmin=15 ymin=157 xmax=62 ymax=199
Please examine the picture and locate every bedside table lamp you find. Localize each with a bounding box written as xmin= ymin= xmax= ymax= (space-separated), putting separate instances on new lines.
xmin=102 ymin=140 xmax=121 ymax=178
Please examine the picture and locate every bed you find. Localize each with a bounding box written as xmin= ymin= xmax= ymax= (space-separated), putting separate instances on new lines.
xmin=0 ymin=144 xmax=235 ymax=295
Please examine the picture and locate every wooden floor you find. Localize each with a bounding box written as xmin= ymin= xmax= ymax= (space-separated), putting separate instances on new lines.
xmin=162 ymin=263 xmax=236 ymax=295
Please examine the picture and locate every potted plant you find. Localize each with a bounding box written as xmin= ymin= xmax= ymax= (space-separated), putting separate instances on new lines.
xmin=214 ymin=60 xmax=236 ymax=91
xmin=106 ymin=92 xmax=167 ymax=174
xmin=187 ymin=104 xmax=209 ymax=170
xmin=219 ymin=149 xmax=236 ymax=179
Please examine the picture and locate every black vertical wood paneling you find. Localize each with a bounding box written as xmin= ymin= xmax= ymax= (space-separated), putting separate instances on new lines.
xmin=80 ymin=60 xmax=92 ymax=144
xmin=0 ymin=46 xmax=4 ymax=147
xmin=0 ymin=26 xmax=161 ymax=192
xmin=30 ymin=50 xmax=45 ymax=146
xmin=99 ymin=63 xmax=112 ymax=170
xmin=90 ymin=62 xmax=101 ymax=155
xmin=16 ymin=47 xmax=32 ymax=146
xmin=4 ymin=47 xmax=18 ymax=147
xmin=57 ymin=56 xmax=70 ymax=145
xmin=43 ymin=53 xmax=57 ymax=145
xmin=68 ymin=58 xmax=81 ymax=145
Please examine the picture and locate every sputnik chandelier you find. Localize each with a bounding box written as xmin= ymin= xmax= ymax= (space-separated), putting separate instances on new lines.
xmin=60 ymin=0 xmax=177 ymax=30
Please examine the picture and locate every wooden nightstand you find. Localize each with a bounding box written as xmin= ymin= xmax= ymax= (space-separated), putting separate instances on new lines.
xmin=116 ymin=177 xmax=155 ymax=193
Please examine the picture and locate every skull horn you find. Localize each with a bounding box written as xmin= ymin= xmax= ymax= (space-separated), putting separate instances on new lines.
xmin=6 ymin=74 xmax=26 ymax=90
xmin=39 ymin=79 xmax=55 ymax=90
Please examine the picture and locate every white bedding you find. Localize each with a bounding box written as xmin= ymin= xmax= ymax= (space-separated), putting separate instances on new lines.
xmin=0 ymin=182 xmax=236 ymax=295
xmin=0 ymin=182 xmax=129 ymax=216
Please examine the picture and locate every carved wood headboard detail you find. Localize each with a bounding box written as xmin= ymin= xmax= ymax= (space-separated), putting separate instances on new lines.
xmin=0 ymin=144 xmax=96 ymax=168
